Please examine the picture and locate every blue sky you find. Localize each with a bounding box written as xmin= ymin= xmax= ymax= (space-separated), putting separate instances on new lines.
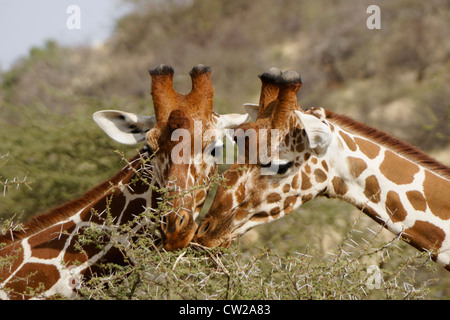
xmin=0 ymin=0 xmax=133 ymax=70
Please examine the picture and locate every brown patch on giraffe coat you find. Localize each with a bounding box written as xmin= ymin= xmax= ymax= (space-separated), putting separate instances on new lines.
xmin=403 ymin=221 xmax=445 ymax=254
xmin=267 ymin=193 xmax=282 ymax=203
xmin=321 ymin=160 xmax=329 ymax=172
xmin=332 ymin=177 xmax=348 ymax=196
xmin=347 ymin=157 xmax=368 ymax=178
xmin=224 ymin=168 xmax=241 ymax=188
xmin=285 ymin=206 xmax=295 ymax=215
xmin=364 ymin=175 xmax=381 ymax=203
xmin=4 ymin=263 xmax=60 ymax=299
xmin=270 ymin=206 xmax=281 ymax=218
xmin=129 ymin=178 xmax=151 ymax=195
xmin=380 ymin=150 xmax=419 ymax=185
xmin=28 ymin=221 xmax=76 ymax=260
xmin=291 ymin=173 xmax=300 ymax=189
xmin=87 ymin=191 xmax=127 ymax=224
xmin=301 ymin=171 xmax=312 ymax=190
xmin=302 ymin=194 xmax=313 ymax=203
xmin=354 ymin=137 xmax=380 ymax=160
xmin=122 ymin=198 xmax=147 ymax=224
xmin=385 ymin=191 xmax=407 ymax=223
xmin=250 ymin=211 xmax=270 ymax=223
xmin=284 ymin=195 xmax=297 ymax=214
xmin=284 ymin=134 xmax=290 ymax=146
xmin=406 ymin=191 xmax=427 ymax=212
xmin=423 ymin=171 xmax=450 ymax=220
xmin=304 ymin=164 xmax=311 ymax=174
xmin=296 ymin=142 xmax=305 ymax=153
xmin=339 ymin=131 xmax=357 ymax=151
xmin=233 ymin=209 xmax=245 ymax=222
xmin=304 ymin=153 xmax=311 ymax=161
xmin=314 ymin=169 xmax=327 ymax=183
xmin=282 ymin=184 xmax=290 ymax=193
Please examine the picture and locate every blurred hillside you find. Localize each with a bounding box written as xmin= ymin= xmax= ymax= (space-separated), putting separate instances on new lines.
xmin=0 ymin=0 xmax=449 ymax=298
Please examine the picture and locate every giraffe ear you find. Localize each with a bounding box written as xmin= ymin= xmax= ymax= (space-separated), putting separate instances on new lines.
xmin=243 ymin=103 xmax=259 ymax=121
xmin=295 ymin=110 xmax=332 ymax=151
xmin=214 ymin=112 xmax=251 ymax=144
xmin=215 ymin=113 xmax=251 ymax=129
xmin=93 ymin=110 xmax=156 ymax=145
xmin=216 ymin=113 xmax=250 ymax=129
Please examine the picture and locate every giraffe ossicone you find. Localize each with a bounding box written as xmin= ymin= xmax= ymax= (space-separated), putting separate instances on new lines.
xmin=0 ymin=64 xmax=250 ymax=299
xmin=194 ymin=67 xmax=450 ymax=272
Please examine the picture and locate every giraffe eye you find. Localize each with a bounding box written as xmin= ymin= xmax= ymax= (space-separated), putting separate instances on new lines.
xmin=142 ymin=144 xmax=153 ymax=155
xmin=275 ymin=162 xmax=294 ymax=174
xmin=261 ymin=161 xmax=294 ymax=175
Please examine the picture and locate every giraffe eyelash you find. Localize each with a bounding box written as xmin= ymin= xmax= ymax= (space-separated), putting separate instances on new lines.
xmin=261 ymin=161 xmax=294 ymax=174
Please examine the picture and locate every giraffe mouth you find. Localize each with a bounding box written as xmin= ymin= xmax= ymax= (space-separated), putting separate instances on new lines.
xmin=161 ymin=228 xmax=197 ymax=251
xmin=160 ymin=209 xmax=198 ymax=251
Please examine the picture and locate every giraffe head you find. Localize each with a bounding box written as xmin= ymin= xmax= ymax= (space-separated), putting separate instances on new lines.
xmin=93 ymin=65 xmax=249 ymax=251
xmin=194 ymin=67 xmax=334 ymax=248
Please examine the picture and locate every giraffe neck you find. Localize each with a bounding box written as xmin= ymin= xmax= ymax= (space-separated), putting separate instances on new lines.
xmin=0 ymin=151 xmax=158 ymax=299
xmin=323 ymin=115 xmax=450 ymax=270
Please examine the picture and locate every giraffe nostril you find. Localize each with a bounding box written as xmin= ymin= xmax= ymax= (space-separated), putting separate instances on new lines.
xmin=177 ymin=210 xmax=190 ymax=230
xmin=160 ymin=214 xmax=168 ymax=231
xmin=197 ymin=221 xmax=210 ymax=236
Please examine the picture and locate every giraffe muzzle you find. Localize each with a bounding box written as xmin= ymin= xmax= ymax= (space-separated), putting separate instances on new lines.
xmin=160 ymin=209 xmax=198 ymax=251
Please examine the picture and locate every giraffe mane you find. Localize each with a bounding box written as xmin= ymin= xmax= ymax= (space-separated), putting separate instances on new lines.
xmin=325 ymin=110 xmax=450 ymax=180
xmin=0 ymin=154 xmax=141 ymax=247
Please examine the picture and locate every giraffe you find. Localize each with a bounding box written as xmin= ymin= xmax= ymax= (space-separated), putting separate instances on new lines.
xmin=194 ymin=67 xmax=450 ymax=271
xmin=0 ymin=64 xmax=250 ymax=299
